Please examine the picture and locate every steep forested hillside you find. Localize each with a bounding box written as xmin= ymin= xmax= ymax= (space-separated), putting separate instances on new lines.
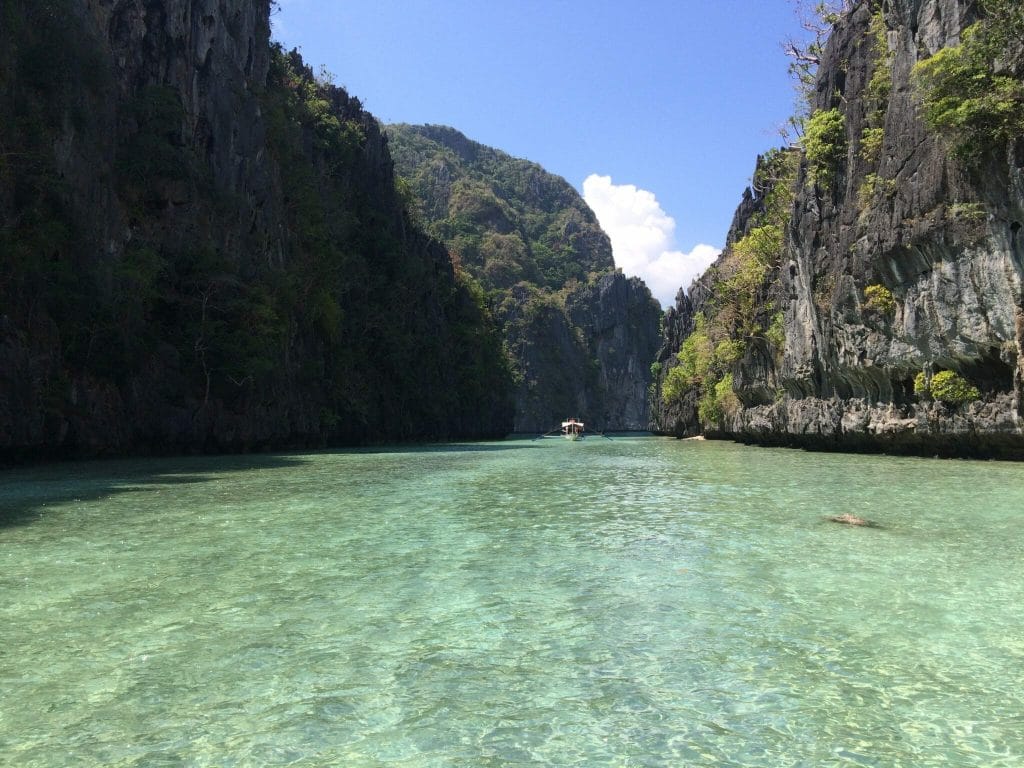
xmin=0 ymin=0 xmax=512 ymax=460
xmin=651 ymin=0 xmax=1024 ymax=458
xmin=386 ymin=124 xmax=662 ymax=432
xmin=387 ymin=124 xmax=613 ymax=292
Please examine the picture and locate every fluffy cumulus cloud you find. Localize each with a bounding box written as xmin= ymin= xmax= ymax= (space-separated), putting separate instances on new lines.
xmin=582 ymin=174 xmax=721 ymax=308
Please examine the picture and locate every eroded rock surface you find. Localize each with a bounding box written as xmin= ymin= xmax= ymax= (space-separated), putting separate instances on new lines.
xmin=652 ymin=0 xmax=1024 ymax=458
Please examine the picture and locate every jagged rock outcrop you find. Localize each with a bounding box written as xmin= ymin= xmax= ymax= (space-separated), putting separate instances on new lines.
xmin=387 ymin=125 xmax=662 ymax=433
xmin=652 ymin=290 xmax=700 ymax=437
xmin=653 ymin=0 xmax=1024 ymax=458
xmin=0 ymin=0 xmax=513 ymax=461
xmin=501 ymin=273 xmax=662 ymax=433
xmin=566 ymin=273 xmax=663 ymax=430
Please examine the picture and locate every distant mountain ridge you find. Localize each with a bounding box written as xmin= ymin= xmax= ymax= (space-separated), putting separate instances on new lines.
xmin=387 ymin=124 xmax=662 ymax=432
xmin=387 ymin=124 xmax=615 ymax=292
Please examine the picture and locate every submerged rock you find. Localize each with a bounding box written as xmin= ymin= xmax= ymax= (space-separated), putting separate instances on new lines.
xmin=826 ymin=513 xmax=882 ymax=528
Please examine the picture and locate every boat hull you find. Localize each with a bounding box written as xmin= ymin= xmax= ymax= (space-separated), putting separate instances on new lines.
xmin=560 ymin=419 xmax=584 ymax=441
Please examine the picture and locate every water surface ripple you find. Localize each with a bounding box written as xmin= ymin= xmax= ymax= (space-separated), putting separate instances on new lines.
xmin=2 ymin=438 xmax=1023 ymax=766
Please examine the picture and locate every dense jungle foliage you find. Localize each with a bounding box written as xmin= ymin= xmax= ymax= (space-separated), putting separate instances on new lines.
xmin=385 ymin=123 xmax=627 ymax=392
xmin=1 ymin=2 xmax=513 ymax=454
xmin=913 ymin=0 xmax=1024 ymax=160
xmin=385 ymin=124 xmax=615 ymax=295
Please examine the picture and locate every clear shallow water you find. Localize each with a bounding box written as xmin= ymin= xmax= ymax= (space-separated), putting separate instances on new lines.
xmin=2 ymin=438 xmax=1023 ymax=767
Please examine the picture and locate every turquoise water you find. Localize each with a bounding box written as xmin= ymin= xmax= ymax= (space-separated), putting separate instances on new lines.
xmin=2 ymin=437 xmax=1023 ymax=767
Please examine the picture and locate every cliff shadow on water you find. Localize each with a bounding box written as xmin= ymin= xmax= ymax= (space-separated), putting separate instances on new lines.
xmin=0 ymin=453 xmax=312 ymax=529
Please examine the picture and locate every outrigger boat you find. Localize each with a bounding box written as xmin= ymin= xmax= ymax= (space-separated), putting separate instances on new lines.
xmin=561 ymin=418 xmax=585 ymax=441
xmin=533 ymin=418 xmax=609 ymax=441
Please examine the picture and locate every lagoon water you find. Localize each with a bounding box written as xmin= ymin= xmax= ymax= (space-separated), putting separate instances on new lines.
xmin=2 ymin=437 xmax=1024 ymax=766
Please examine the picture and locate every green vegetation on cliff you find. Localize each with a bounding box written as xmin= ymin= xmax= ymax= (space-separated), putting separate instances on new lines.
xmin=0 ymin=3 xmax=513 ymax=457
xmin=385 ymin=124 xmax=615 ymax=294
xmin=913 ymin=0 xmax=1024 ymax=159
xmin=863 ymin=284 xmax=897 ymax=315
xmin=803 ymin=108 xmax=847 ymax=187
xmin=386 ymin=124 xmax=660 ymax=432
xmin=914 ymin=370 xmax=981 ymax=405
xmin=661 ymin=149 xmax=799 ymax=428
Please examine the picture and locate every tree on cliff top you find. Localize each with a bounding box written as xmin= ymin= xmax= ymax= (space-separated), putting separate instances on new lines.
xmin=781 ymin=0 xmax=857 ymax=141
xmin=913 ymin=0 xmax=1024 ymax=159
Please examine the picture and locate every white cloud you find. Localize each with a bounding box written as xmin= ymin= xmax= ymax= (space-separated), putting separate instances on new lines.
xmin=582 ymin=174 xmax=721 ymax=308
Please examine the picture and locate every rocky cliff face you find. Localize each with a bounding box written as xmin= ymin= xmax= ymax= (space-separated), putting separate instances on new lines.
xmin=652 ymin=0 xmax=1024 ymax=458
xmin=500 ymin=273 xmax=662 ymax=433
xmin=0 ymin=0 xmax=512 ymax=460
xmin=387 ymin=125 xmax=663 ymax=433
xmin=566 ymin=273 xmax=663 ymax=431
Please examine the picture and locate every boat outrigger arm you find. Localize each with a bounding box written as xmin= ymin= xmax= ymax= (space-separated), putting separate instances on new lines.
xmin=532 ymin=418 xmax=611 ymax=440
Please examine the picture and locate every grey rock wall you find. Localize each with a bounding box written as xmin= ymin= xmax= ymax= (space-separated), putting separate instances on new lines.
xmin=507 ymin=273 xmax=662 ymax=434
xmin=566 ymin=273 xmax=663 ymax=431
xmin=653 ymin=0 xmax=1024 ymax=458
xmin=0 ymin=0 xmax=513 ymax=460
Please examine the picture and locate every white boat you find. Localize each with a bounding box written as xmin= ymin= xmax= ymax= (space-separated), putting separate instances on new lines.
xmin=561 ymin=418 xmax=585 ymax=441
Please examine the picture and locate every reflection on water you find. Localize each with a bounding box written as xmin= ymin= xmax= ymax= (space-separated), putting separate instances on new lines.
xmin=2 ymin=438 xmax=1023 ymax=766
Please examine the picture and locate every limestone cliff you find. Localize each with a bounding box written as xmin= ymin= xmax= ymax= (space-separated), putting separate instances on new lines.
xmin=0 ymin=0 xmax=513 ymax=460
xmin=387 ymin=125 xmax=663 ymax=433
xmin=496 ymin=273 xmax=662 ymax=433
xmin=652 ymin=0 xmax=1024 ymax=458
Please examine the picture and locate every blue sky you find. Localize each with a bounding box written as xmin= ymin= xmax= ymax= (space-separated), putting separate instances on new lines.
xmin=272 ymin=1 xmax=803 ymax=305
